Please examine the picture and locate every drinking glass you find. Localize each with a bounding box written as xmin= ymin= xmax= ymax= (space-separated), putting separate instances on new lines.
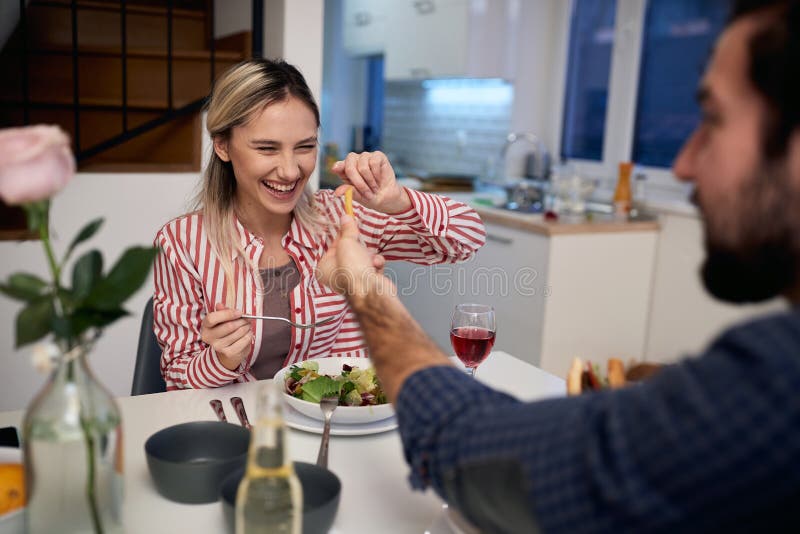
xmin=450 ymin=303 xmax=496 ymax=377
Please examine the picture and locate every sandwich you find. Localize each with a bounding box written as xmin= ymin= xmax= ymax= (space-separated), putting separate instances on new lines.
xmin=567 ymin=357 xmax=662 ymax=395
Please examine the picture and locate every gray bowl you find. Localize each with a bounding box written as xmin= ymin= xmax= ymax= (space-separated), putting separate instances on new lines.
xmin=144 ymin=421 xmax=250 ymax=504
xmin=220 ymin=462 xmax=341 ymax=534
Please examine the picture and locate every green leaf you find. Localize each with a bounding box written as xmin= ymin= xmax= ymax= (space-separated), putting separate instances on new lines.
xmin=85 ymin=246 xmax=158 ymax=310
xmin=71 ymin=249 xmax=103 ymax=302
xmin=69 ymin=306 xmax=129 ymax=338
xmin=63 ymin=218 xmax=104 ymax=265
xmin=299 ymin=376 xmax=341 ymax=404
xmin=56 ymin=286 xmax=76 ymax=310
xmin=0 ymin=272 xmax=49 ymax=302
xmin=15 ymin=298 xmax=55 ymax=348
xmin=52 ymin=316 xmax=73 ymax=340
xmin=51 ymin=306 xmax=129 ymax=341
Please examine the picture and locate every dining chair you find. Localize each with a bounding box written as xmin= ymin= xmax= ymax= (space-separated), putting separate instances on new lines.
xmin=131 ymin=297 xmax=166 ymax=395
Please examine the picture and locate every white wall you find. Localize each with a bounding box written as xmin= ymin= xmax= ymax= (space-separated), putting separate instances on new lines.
xmin=506 ymin=0 xmax=564 ymax=176
xmin=264 ymin=0 xmax=325 ymax=190
xmin=213 ymin=0 xmax=251 ymax=38
xmin=0 ymin=172 xmax=198 ymax=412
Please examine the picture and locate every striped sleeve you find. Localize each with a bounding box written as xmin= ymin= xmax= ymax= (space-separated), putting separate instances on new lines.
xmin=153 ymin=218 xmax=240 ymax=389
xmin=319 ymin=188 xmax=486 ymax=264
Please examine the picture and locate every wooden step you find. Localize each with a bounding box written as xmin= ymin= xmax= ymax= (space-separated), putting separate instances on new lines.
xmin=0 ymin=53 xmax=241 ymax=106
xmin=24 ymin=45 xmax=244 ymax=60
xmin=25 ymin=2 xmax=209 ymax=51
xmin=0 ymin=106 xmax=201 ymax=167
xmin=0 ymin=201 xmax=34 ymax=241
xmin=29 ymin=0 xmax=207 ymax=20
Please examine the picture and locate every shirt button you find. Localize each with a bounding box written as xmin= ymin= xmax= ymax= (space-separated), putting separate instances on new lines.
xmin=298 ymin=256 xmax=306 ymax=262
xmin=295 ymin=344 xmax=301 ymax=350
xmin=294 ymin=307 xmax=301 ymax=313
xmin=438 ymin=224 xmax=445 ymax=232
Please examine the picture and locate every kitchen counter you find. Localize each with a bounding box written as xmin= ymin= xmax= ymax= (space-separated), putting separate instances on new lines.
xmin=473 ymin=204 xmax=661 ymax=236
xmin=422 ymin=189 xmax=661 ymax=236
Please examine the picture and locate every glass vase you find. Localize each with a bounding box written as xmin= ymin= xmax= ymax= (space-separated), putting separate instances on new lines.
xmin=22 ymin=343 xmax=124 ymax=533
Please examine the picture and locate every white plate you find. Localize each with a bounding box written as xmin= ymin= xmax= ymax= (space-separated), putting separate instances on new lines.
xmin=284 ymin=403 xmax=398 ymax=436
xmin=275 ymin=357 xmax=394 ymax=425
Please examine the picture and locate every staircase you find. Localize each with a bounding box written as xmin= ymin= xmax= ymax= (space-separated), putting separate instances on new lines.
xmin=0 ymin=0 xmax=252 ymax=237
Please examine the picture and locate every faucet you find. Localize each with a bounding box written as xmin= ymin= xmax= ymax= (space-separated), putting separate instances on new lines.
xmin=497 ymin=132 xmax=550 ymax=182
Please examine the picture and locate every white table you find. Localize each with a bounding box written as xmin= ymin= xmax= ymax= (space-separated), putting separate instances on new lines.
xmin=0 ymin=351 xmax=564 ymax=533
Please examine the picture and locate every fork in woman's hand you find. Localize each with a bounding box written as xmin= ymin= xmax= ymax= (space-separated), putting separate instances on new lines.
xmin=240 ymin=314 xmax=336 ymax=330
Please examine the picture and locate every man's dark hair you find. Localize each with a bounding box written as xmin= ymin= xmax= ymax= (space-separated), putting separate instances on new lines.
xmin=730 ymin=0 xmax=800 ymax=158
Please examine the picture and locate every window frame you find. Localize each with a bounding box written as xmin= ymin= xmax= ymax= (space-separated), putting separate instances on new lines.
xmin=550 ymin=0 xmax=696 ymax=203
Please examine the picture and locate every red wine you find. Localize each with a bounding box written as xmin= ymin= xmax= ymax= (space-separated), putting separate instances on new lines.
xmin=450 ymin=327 xmax=495 ymax=368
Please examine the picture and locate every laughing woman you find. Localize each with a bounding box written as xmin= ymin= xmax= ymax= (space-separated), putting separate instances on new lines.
xmin=152 ymin=59 xmax=485 ymax=389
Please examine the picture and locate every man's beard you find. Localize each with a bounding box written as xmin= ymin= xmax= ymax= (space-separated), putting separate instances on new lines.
xmin=699 ymin=162 xmax=800 ymax=303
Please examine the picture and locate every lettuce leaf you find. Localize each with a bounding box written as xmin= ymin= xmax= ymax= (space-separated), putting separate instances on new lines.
xmin=299 ymin=375 xmax=341 ymax=403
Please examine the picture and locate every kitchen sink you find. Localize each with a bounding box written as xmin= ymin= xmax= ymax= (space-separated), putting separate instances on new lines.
xmin=499 ymin=200 xmax=657 ymax=222
xmin=499 ymin=200 xmax=612 ymax=215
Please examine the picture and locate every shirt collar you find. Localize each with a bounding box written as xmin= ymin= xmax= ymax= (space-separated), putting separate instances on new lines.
xmin=286 ymin=215 xmax=319 ymax=250
xmin=231 ymin=214 xmax=318 ymax=259
xmin=232 ymin=216 xmax=257 ymax=260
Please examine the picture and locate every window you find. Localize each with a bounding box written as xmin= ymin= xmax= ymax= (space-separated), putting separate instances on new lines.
xmin=560 ymin=0 xmax=617 ymax=161
xmin=556 ymin=0 xmax=729 ymax=195
xmin=633 ymin=0 xmax=729 ymax=167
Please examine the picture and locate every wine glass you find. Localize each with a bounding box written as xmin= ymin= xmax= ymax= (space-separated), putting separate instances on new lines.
xmin=450 ymin=303 xmax=496 ymax=377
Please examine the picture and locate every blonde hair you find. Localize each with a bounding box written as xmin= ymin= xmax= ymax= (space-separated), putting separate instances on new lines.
xmin=195 ymin=59 xmax=326 ymax=306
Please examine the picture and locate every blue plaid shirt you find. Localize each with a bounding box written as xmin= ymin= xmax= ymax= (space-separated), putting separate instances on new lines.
xmin=396 ymin=309 xmax=800 ymax=533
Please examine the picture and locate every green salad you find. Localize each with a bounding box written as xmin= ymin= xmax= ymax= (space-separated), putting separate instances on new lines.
xmin=283 ymin=361 xmax=388 ymax=406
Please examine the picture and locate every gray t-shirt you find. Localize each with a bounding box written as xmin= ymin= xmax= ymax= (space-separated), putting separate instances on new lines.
xmin=249 ymin=260 xmax=301 ymax=379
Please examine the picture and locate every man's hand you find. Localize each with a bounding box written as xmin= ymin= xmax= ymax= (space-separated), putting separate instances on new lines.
xmin=316 ymin=215 xmax=451 ymax=403
xmin=316 ymin=215 xmax=389 ymax=298
xmin=331 ymin=151 xmax=412 ymax=214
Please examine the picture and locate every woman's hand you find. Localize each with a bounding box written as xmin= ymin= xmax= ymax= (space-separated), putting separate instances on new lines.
xmin=200 ymin=303 xmax=252 ymax=371
xmin=331 ymin=151 xmax=412 ymax=214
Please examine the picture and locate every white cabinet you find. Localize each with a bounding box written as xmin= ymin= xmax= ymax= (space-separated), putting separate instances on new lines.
xmin=343 ymin=0 xmax=389 ymax=56
xmin=383 ymin=0 xmax=518 ymax=80
xmin=644 ymin=213 xmax=784 ymax=364
xmin=538 ymin=231 xmax=658 ymax=378
xmin=387 ymin=216 xmax=659 ymax=378
xmin=387 ymin=222 xmax=549 ymax=364
xmin=460 ymin=224 xmax=550 ymax=364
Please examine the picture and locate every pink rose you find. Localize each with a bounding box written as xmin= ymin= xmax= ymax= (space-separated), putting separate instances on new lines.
xmin=0 ymin=124 xmax=76 ymax=205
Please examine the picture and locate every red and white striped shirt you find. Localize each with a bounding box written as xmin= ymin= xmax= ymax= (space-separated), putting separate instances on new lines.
xmin=152 ymin=188 xmax=485 ymax=389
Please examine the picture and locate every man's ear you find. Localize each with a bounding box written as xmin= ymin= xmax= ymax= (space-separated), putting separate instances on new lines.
xmin=213 ymin=136 xmax=231 ymax=162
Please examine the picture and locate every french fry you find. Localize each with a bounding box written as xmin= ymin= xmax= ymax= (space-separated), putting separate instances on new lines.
xmin=344 ymin=186 xmax=354 ymax=217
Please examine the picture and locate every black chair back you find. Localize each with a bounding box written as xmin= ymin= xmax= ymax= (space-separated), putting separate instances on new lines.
xmin=132 ymin=297 xmax=167 ymax=395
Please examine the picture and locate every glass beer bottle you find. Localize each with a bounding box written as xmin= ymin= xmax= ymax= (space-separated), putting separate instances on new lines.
xmin=613 ymin=161 xmax=634 ymax=215
xmin=236 ymin=381 xmax=302 ymax=534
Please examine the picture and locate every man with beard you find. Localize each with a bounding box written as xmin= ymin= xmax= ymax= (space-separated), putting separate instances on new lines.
xmin=316 ymin=0 xmax=800 ymax=531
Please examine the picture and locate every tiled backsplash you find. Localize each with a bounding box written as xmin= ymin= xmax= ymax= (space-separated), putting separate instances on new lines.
xmin=382 ymin=79 xmax=514 ymax=177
